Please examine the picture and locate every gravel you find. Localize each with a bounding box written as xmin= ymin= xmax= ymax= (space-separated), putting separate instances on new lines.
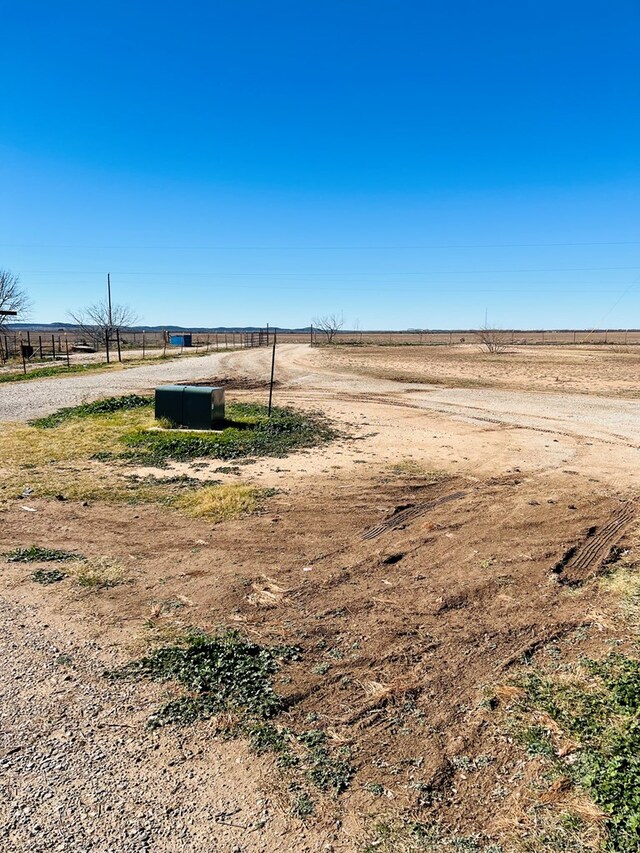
xmin=0 ymin=596 xmax=340 ymax=852
xmin=0 ymin=349 xmax=272 ymax=423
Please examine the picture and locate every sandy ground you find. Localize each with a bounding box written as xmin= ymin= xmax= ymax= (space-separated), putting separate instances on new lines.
xmin=1 ymin=343 xmax=639 ymax=851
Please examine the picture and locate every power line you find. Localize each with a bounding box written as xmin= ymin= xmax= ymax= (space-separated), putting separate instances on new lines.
xmin=17 ymin=282 xmax=637 ymax=293
xmin=18 ymin=266 xmax=640 ymax=276
xmin=2 ymin=240 xmax=640 ymax=250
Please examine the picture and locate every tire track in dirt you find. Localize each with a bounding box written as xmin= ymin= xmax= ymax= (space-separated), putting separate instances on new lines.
xmin=361 ymin=490 xmax=469 ymax=540
xmin=552 ymin=502 xmax=636 ymax=585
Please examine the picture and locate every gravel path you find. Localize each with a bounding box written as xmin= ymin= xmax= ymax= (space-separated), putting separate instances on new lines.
xmin=0 ymin=595 xmax=339 ymax=853
xmin=0 ymin=350 xmax=273 ymax=422
xmin=407 ymin=386 xmax=640 ymax=446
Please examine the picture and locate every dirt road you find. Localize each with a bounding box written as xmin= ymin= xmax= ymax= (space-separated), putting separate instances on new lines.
xmin=2 ymin=344 xmax=639 ymax=450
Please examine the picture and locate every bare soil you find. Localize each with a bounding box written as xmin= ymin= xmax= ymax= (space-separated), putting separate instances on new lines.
xmin=320 ymin=343 xmax=640 ymax=397
xmin=1 ymin=342 xmax=639 ymax=851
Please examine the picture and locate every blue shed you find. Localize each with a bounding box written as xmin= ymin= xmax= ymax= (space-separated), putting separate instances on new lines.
xmin=169 ymin=333 xmax=192 ymax=347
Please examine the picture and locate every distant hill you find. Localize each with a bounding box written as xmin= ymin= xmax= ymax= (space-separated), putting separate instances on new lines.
xmin=5 ymin=323 xmax=639 ymax=334
xmin=5 ymin=322 xmax=313 ymax=333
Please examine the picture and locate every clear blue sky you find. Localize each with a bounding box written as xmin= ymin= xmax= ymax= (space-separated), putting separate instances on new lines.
xmin=1 ymin=1 xmax=638 ymax=329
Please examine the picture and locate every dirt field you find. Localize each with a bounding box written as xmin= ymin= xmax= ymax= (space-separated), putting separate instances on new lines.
xmin=321 ymin=342 xmax=640 ymax=397
xmin=1 ymin=343 xmax=639 ymax=852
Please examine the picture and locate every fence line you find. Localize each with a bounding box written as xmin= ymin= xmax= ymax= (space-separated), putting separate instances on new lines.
xmin=0 ymin=327 xmax=270 ymax=368
xmin=2 ymin=327 xmax=640 ymax=365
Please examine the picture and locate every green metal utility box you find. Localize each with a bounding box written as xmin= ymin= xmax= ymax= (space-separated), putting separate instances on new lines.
xmin=155 ymin=385 xmax=225 ymax=429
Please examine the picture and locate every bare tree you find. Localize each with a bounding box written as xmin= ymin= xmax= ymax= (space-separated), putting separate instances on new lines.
xmin=0 ymin=269 xmax=31 ymax=361
xmin=0 ymin=269 xmax=31 ymax=328
xmin=478 ymin=325 xmax=508 ymax=354
xmin=69 ymin=299 xmax=139 ymax=361
xmin=312 ymin=313 xmax=344 ymax=344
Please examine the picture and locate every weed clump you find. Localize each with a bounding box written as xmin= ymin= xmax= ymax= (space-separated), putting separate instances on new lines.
xmin=31 ymin=569 xmax=67 ymax=584
xmin=110 ymin=628 xmax=299 ymax=727
xmin=5 ymin=546 xmax=81 ymax=563
xmin=515 ymin=653 xmax=640 ymax=852
xmin=110 ymin=629 xmax=354 ymax=801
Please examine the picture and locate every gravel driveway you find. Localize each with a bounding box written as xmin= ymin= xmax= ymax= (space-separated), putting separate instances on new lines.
xmin=0 ymin=349 xmax=274 ymax=422
xmin=2 ymin=344 xmax=639 ymax=450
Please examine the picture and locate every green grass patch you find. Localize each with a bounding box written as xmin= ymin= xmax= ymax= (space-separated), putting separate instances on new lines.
xmin=28 ymin=397 xmax=335 ymax=466
xmin=514 ymin=654 xmax=640 ymax=852
xmin=0 ymin=362 xmax=115 ymax=385
xmin=5 ymin=545 xmax=81 ymax=563
xmin=30 ymin=394 xmax=152 ymax=428
xmin=31 ymin=569 xmax=67 ymax=584
xmin=121 ymin=402 xmax=336 ymax=464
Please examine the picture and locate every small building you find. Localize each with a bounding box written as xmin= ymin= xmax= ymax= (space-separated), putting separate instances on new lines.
xmin=169 ymin=333 xmax=192 ymax=347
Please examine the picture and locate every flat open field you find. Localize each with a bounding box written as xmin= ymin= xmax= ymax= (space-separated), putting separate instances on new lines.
xmin=1 ymin=343 xmax=639 ymax=852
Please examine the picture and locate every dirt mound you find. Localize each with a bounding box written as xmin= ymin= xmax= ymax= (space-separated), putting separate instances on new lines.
xmin=177 ymin=377 xmax=280 ymax=391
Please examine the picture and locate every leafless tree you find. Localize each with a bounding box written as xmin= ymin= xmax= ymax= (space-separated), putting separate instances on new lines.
xmin=0 ymin=269 xmax=31 ymax=329
xmin=313 ymin=313 xmax=344 ymax=344
xmin=69 ymin=299 xmax=139 ymax=352
xmin=0 ymin=269 xmax=31 ymax=361
xmin=478 ymin=325 xmax=508 ymax=354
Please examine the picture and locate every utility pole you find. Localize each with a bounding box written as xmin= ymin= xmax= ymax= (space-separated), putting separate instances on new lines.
xmin=107 ymin=273 xmax=113 ymax=327
xmin=106 ymin=273 xmax=113 ymax=364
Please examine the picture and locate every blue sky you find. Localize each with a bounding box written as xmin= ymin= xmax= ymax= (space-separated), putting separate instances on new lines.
xmin=1 ymin=1 xmax=638 ymax=329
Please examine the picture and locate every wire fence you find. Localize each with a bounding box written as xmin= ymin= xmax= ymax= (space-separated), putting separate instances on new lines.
xmin=298 ymin=328 xmax=640 ymax=347
xmin=0 ymin=328 xmax=270 ymax=373
xmin=2 ymin=326 xmax=639 ymax=375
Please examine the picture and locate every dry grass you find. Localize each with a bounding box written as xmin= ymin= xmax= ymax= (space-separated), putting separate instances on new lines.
xmin=389 ymin=459 xmax=447 ymax=479
xmin=175 ymin=484 xmax=268 ymax=521
xmin=129 ymin=619 xmax=195 ymax=654
xmin=0 ymin=409 xmax=153 ymax=467
xmin=0 ymin=407 xmax=256 ymax=514
xmin=0 ymin=464 xmax=203 ymax=509
xmin=0 ymin=413 xmax=153 ymax=508
xmin=71 ymin=556 xmax=128 ymax=589
xmin=599 ymin=527 xmax=640 ymax=631
xmin=246 ymin=576 xmax=290 ymax=607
